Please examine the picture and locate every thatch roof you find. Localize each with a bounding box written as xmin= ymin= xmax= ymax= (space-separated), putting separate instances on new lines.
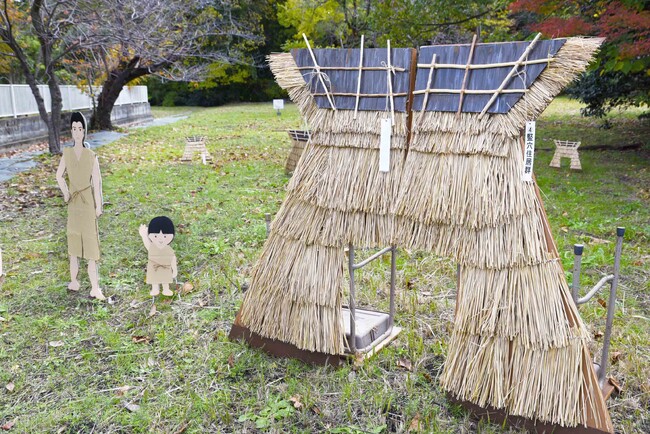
xmin=233 ymin=37 xmax=610 ymax=430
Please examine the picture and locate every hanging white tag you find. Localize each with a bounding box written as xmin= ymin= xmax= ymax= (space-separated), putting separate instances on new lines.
xmin=522 ymin=121 xmax=536 ymax=181
xmin=379 ymin=118 xmax=391 ymax=172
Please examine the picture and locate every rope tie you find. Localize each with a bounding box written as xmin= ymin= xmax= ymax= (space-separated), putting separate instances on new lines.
xmin=69 ymin=185 xmax=91 ymax=204
xmin=151 ymin=261 xmax=171 ymax=271
xmin=304 ymin=69 xmax=333 ymax=94
xmin=381 ymin=39 xmax=395 ymax=125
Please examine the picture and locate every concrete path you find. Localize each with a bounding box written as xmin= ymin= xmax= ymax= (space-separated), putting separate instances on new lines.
xmin=0 ymin=114 xmax=187 ymax=184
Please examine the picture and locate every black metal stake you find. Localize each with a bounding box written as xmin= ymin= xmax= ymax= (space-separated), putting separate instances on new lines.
xmin=572 ymin=244 xmax=584 ymax=305
xmin=348 ymin=243 xmax=356 ymax=353
xmin=598 ymin=227 xmax=624 ymax=386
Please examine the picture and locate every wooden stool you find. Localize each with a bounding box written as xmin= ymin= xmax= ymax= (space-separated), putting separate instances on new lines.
xmin=550 ymin=140 xmax=582 ymax=170
xmin=181 ymin=136 xmax=212 ymax=164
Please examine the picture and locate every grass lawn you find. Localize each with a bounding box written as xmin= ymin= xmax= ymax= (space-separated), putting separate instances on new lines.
xmin=0 ymin=99 xmax=648 ymax=433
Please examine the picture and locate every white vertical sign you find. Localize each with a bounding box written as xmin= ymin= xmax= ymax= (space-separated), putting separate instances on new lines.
xmin=379 ymin=118 xmax=391 ymax=172
xmin=522 ymin=121 xmax=536 ymax=181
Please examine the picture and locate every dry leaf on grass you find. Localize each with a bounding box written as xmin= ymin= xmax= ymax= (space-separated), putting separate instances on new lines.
xmin=227 ymin=353 xmax=235 ymax=368
xmin=608 ymin=377 xmax=622 ymax=394
xmin=149 ymin=304 xmax=157 ymax=317
xmin=1 ymin=421 xmax=15 ymax=431
xmin=5 ymin=383 xmax=14 ymax=392
xmin=587 ymin=236 xmax=611 ymax=245
xmin=397 ymin=358 xmax=413 ymax=371
xmin=173 ymin=422 xmax=189 ymax=434
xmin=124 ymin=402 xmax=140 ymax=412
xmin=611 ymin=351 xmax=622 ymax=363
xmin=48 ymin=341 xmax=64 ymax=347
xmin=594 ymin=330 xmax=604 ymax=339
xmin=131 ymin=336 xmax=151 ymax=344
xmin=289 ymin=395 xmax=303 ymax=409
xmin=180 ymin=282 xmax=194 ymax=295
xmin=408 ymin=413 xmax=422 ymax=432
xmin=597 ymin=298 xmax=607 ymax=308
xmin=115 ymin=385 xmax=131 ymax=396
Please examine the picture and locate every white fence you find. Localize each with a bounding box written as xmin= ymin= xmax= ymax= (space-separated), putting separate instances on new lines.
xmin=0 ymin=84 xmax=148 ymax=119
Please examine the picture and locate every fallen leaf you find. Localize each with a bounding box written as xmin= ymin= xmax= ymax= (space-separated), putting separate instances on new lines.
xmin=608 ymin=377 xmax=622 ymax=394
xmin=124 ymin=402 xmax=140 ymax=412
xmin=228 ymin=353 xmax=235 ymax=368
xmin=311 ymin=405 xmax=321 ymax=415
xmin=408 ymin=413 xmax=422 ymax=432
xmin=587 ymin=236 xmax=611 ymax=245
xmin=422 ymin=372 xmax=433 ymax=383
xmin=597 ymin=298 xmax=607 ymax=308
xmin=115 ymin=385 xmax=131 ymax=396
xmin=289 ymin=395 xmax=303 ymax=409
xmin=198 ymin=299 xmax=205 ymax=307
xmin=397 ymin=358 xmax=413 ymax=371
xmin=5 ymin=383 xmax=14 ymax=392
xmin=611 ymin=351 xmax=622 ymax=364
xmin=173 ymin=422 xmax=189 ymax=434
xmin=49 ymin=341 xmax=64 ymax=347
xmin=593 ymin=330 xmax=604 ymax=339
xmin=131 ymin=336 xmax=151 ymax=344
xmin=180 ymin=282 xmax=194 ymax=295
xmin=560 ymin=226 xmax=569 ymax=233
xmin=1 ymin=421 xmax=15 ymax=431
xmin=149 ymin=304 xmax=157 ymax=317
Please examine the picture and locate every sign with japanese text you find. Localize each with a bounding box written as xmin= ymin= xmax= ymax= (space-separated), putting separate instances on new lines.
xmin=522 ymin=121 xmax=536 ymax=181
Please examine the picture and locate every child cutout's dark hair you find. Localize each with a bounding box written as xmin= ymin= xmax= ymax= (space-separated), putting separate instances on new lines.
xmin=148 ymin=216 xmax=175 ymax=237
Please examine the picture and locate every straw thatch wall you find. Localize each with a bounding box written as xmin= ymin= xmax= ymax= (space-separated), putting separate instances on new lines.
xmin=285 ymin=130 xmax=310 ymax=174
xmin=234 ymin=37 xmax=610 ymax=429
xmin=237 ymin=52 xmax=410 ymax=355
xmin=405 ymin=37 xmax=609 ymax=429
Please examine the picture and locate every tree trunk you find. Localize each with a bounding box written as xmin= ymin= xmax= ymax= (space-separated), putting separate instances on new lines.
xmin=94 ymin=71 xmax=124 ymax=131
xmin=29 ymin=0 xmax=63 ymax=154
xmin=46 ymin=72 xmax=63 ymax=154
xmin=93 ymin=57 xmax=160 ymax=131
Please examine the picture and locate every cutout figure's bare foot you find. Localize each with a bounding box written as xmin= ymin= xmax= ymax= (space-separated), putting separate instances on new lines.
xmin=68 ymin=280 xmax=80 ymax=291
xmin=150 ymin=286 xmax=160 ymax=296
xmin=90 ymin=288 xmax=106 ymax=301
xmin=162 ymin=287 xmax=173 ymax=296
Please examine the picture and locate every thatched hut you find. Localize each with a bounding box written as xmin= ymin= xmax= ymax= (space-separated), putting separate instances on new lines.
xmin=230 ymin=36 xmax=612 ymax=431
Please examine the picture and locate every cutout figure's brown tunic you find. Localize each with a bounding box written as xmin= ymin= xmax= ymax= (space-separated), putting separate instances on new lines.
xmin=146 ymin=245 xmax=175 ymax=284
xmin=63 ymin=148 xmax=100 ymax=261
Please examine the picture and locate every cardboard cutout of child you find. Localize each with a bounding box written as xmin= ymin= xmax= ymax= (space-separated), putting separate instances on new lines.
xmin=55 ymin=112 xmax=105 ymax=300
xmin=139 ymin=216 xmax=177 ymax=296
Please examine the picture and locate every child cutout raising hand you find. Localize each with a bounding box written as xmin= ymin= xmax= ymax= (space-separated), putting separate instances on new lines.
xmin=139 ymin=216 xmax=177 ymax=296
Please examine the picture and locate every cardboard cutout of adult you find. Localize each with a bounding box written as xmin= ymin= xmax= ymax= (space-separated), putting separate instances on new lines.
xmin=139 ymin=216 xmax=177 ymax=296
xmin=55 ymin=112 xmax=105 ymax=300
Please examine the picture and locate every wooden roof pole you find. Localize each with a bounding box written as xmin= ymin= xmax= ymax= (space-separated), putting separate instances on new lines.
xmin=456 ymin=34 xmax=478 ymax=117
